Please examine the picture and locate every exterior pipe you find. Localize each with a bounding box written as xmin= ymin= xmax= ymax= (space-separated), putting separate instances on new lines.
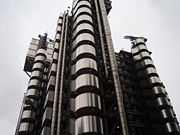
xmin=15 ymin=94 xmax=25 ymax=135
xmin=50 ymin=12 xmax=66 ymax=135
xmin=94 ymin=0 xmax=109 ymax=78
xmin=56 ymin=12 xmax=69 ymax=135
xmin=98 ymin=0 xmax=129 ymax=134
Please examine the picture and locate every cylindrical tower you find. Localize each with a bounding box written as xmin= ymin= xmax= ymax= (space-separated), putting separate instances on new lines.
xmin=68 ymin=0 xmax=104 ymax=134
xmin=18 ymin=35 xmax=47 ymax=135
xmin=131 ymin=37 xmax=180 ymax=134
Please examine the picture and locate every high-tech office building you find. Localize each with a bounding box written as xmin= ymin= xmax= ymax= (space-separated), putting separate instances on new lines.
xmin=15 ymin=0 xmax=180 ymax=135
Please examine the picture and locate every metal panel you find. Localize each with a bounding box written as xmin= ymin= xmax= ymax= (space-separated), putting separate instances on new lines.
xmin=29 ymin=44 xmax=38 ymax=50
xmin=31 ymin=38 xmax=39 ymax=45
xmin=35 ymin=55 xmax=46 ymax=61
xmin=72 ymin=0 xmax=79 ymax=8
xmin=27 ymin=88 xmax=39 ymax=98
xmin=69 ymin=98 xmax=75 ymax=112
xmin=71 ymin=74 xmax=99 ymax=91
xmin=133 ymin=52 xmax=150 ymax=61
xmin=72 ymin=33 xmax=95 ymax=48
xmin=73 ymin=23 xmax=94 ymax=38
xmin=47 ymin=76 xmax=56 ymax=86
xmin=36 ymin=49 xmax=47 ymax=55
xmin=27 ymin=49 xmax=36 ymax=57
xmin=52 ymin=52 xmax=58 ymax=59
xmin=41 ymin=127 xmax=51 ymax=135
xmin=144 ymin=86 xmax=166 ymax=97
xmin=133 ymin=54 xmax=141 ymax=61
xmin=148 ymin=76 xmax=161 ymax=84
xmin=33 ymin=62 xmax=45 ymax=69
xmin=139 ymin=51 xmax=150 ymax=58
xmin=22 ymin=110 xmax=35 ymax=120
xmin=55 ymin=33 xmax=61 ymax=40
xmin=71 ymin=45 xmax=96 ymax=61
xmin=42 ymin=107 xmax=52 ymax=122
xmin=152 ymin=86 xmax=166 ymax=95
xmin=137 ymin=67 xmax=157 ymax=78
xmin=50 ymin=63 xmax=57 ymax=72
xmin=135 ymin=59 xmax=154 ymax=69
xmin=132 ymin=38 xmax=145 ymax=45
xmin=24 ymin=99 xmax=38 ymax=109
xmin=73 ymin=1 xmax=91 ymax=13
xmin=75 ymin=93 xmax=101 ymax=111
xmin=75 ymin=115 xmax=104 ymax=134
xmin=156 ymin=97 xmax=171 ymax=107
xmin=145 ymin=67 xmax=157 ymax=74
xmin=58 ymin=18 xmax=63 ymax=24
xmin=54 ymin=42 xmax=59 ymax=49
xmin=132 ymin=44 xmax=147 ymax=54
xmin=44 ymin=90 xmax=54 ymax=108
xmin=71 ymin=58 xmax=97 ymax=75
xmin=29 ymin=79 xmax=42 ymax=87
xmin=160 ymin=109 xmax=174 ymax=119
xmin=73 ymin=15 xmax=93 ymax=28
xmin=19 ymin=122 xmax=33 ymax=132
xmin=74 ymin=7 xmax=92 ymax=19
xmin=31 ymin=70 xmax=43 ymax=78
xmin=140 ymin=76 xmax=161 ymax=87
xmin=165 ymin=122 xmax=180 ymax=133
xmin=56 ymin=25 xmax=62 ymax=32
xmin=68 ymin=119 xmax=75 ymax=135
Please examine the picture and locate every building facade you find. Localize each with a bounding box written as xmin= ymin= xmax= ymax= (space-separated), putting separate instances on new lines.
xmin=16 ymin=0 xmax=180 ymax=135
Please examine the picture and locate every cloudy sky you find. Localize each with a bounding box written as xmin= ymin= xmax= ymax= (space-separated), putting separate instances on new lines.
xmin=0 ymin=0 xmax=179 ymax=134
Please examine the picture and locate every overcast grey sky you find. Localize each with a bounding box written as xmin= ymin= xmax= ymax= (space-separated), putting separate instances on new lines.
xmin=0 ymin=0 xmax=179 ymax=134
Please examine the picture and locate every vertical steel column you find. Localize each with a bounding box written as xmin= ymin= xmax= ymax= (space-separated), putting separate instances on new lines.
xmin=94 ymin=0 xmax=109 ymax=77
xmin=97 ymin=0 xmax=129 ymax=134
xmin=56 ymin=12 xmax=69 ymax=135
xmin=40 ymin=14 xmax=64 ymax=135
xmin=50 ymin=12 xmax=67 ymax=135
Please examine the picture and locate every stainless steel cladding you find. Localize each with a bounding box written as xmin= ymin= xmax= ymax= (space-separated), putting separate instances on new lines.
xmin=42 ymin=107 xmax=53 ymax=122
xmin=69 ymin=0 xmax=104 ymax=134
xmin=71 ymin=58 xmax=97 ymax=75
xmin=97 ymin=0 xmax=129 ymax=134
xmin=71 ymin=74 xmax=99 ymax=91
xmin=19 ymin=123 xmax=34 ymax=133
xmin=73 ymin=15 xmax=93 ymax=28
xmin=130 ymin=37 xmax=180 ymax=134
xmin=18 ymin=44 xmax=47 ymax=134
xmin=50 ymin=12 xmax=68 ymax=135
xmin=41 ymin=127 xmax=51 ymax=135
xmin=75 ymin=116 xmax=104 ymax=135
xmin=72 ymin=33 xmax=95 ymax=47
xmin=71 ymin=45 xmax=96 ymax=61
xmin=75 ymin=93 xmax=102 ymax=111
xmin=21 ymin=110 xmax=35 ymax=120
xmin=27 ymin=88 xmax=39 ymax=98
xmin=73 ymin=1 xmax=91 ymax=12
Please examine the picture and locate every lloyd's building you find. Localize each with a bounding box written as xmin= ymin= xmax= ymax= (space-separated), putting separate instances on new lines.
xmin=15 ymin=0 xmax=180 ymax=135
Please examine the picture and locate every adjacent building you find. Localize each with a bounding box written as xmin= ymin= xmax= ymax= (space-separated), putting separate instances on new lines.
xmin=16 ymin=0 xmax=180 ymax=135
